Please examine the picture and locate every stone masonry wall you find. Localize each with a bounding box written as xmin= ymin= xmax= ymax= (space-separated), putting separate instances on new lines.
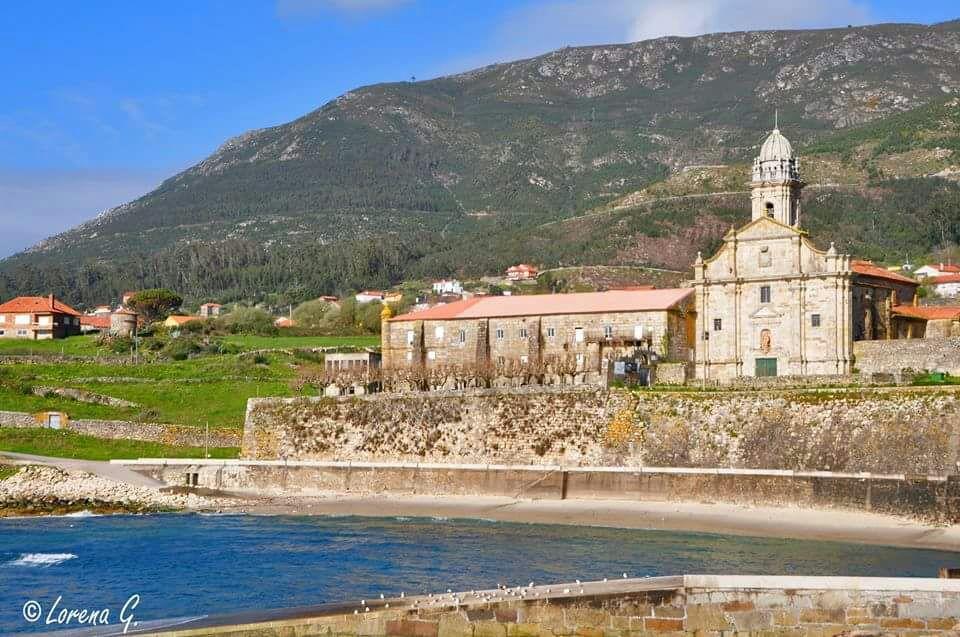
xmin=854 ymin=338 xmax=960 ymax=375
xmin=150 ymin=575 xmax=960 ymax=637
xmin=0 ymin=410 xmax=240 ymax=448
xmin=243 ymin=387 xmax=960 ymax=474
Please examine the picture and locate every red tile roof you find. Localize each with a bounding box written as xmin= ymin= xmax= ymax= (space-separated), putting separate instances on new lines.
xmin=893 ymin=306 xmax=960 ymax=320
xmin=80 ymin=315 xmax=111 ymax=329
xmin=930 ymin=274 xmax=960 ymax=284
xmin=0 ymin=295 xmax=80 ymax=316
xmin=507 ymin=264 xmax=538 ymax=273
xmin=851 ymin=261 xmax=918 ymax=286
xmin=389 ymin=288 xmax=694 ymax=321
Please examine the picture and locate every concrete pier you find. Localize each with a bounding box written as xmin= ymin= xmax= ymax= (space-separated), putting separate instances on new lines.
xmin=44 ymin=575 xmax=960 ymax=636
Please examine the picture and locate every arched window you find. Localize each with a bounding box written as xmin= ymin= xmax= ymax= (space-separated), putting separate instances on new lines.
xmin=765 ymin=201 xmax=774 ymax=217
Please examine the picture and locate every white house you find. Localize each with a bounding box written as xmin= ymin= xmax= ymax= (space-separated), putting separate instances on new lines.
xmin=914 ymin=263 xmax=960 ymax=279
xmin=931 ymin=274 xmax=960 ymax=297
xmin=432 ymin=279 xmax=463 ymax=295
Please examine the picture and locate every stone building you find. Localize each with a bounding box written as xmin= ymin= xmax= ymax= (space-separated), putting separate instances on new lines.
xmin=382 ymin=289 xmax=695 ymax=384
xmin=692 ymin=127 xmax=924 ymax=381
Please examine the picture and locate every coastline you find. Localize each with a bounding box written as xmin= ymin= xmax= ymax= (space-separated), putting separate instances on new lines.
xmin=227 ymin=493 xmax=960 ymax=552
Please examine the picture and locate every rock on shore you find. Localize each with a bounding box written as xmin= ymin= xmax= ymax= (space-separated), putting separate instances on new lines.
xmin=0 ymin=465 xmax=215 ymax=516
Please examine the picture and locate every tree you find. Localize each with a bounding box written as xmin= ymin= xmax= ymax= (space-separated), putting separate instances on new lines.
xmin=128 ymin=288 xmax=183 ymax=323
xmin=222 ymin=306 xmax=277 ymax=336
xmin=291 ymin=299 xmax=337 ymax=330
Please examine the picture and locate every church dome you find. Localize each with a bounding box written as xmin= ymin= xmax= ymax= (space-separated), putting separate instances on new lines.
xmin=758 ymin=128 xmax=793 ymax=162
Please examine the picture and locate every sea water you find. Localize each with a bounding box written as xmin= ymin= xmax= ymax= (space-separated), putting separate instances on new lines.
xmin=0 ymin=513 xmax=955 ymax=634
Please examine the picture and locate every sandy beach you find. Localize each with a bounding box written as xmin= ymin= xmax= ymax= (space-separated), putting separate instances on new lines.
xmin=225 ymin=493 xmax=960 ymax=553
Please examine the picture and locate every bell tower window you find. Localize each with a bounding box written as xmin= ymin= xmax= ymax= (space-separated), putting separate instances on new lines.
xmin=765 ymin=202 xmax=774 ymax=217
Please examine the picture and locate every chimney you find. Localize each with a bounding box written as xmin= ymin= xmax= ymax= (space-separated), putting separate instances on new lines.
xmin=49 ymin=293 xmax=55 ymax=308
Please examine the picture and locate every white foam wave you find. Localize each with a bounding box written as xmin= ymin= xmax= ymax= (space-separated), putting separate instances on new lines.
xmin=7 ymin=552 xmax=78 ymax=567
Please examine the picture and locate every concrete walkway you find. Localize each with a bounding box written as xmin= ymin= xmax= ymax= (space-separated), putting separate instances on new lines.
xmin=0 ymin=451 xmax=165 ymax=487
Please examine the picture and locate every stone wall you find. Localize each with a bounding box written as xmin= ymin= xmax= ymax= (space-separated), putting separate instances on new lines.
xmin=122 ymin=459 xmax=960 ymax=522
xmin=133 ymin=575 xmax=960 ymax=637
xmin=0 ymin=410 xmax=240 ymax=448
xmin=854 ymin=338 xmax=960 ymax=375
xmin=243 ymin=387 xmax=960 ymax=474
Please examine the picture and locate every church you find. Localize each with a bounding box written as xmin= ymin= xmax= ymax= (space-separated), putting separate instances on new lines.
xmin=691 ymin=126 xmax=924 ymax=381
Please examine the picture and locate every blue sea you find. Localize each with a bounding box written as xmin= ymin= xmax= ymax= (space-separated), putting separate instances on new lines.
xmin=0 ymin=513 xmax=956 ymax=634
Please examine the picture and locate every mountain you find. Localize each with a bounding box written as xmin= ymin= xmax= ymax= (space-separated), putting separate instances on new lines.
xmin=3 ymin=20 xmax=960 ymax=305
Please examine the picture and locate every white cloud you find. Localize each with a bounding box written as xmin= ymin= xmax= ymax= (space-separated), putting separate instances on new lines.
xmin=435 ymin=0 xmax=872 ymax=76
xmin=0 ymin=170 xmax=164 ymax=258
xmin=277 ymin=0 xmax=411 ymax=17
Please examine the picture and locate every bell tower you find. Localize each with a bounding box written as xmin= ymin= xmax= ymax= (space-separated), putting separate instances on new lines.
xmin=750 ymin=116 xmax=804 ymax=227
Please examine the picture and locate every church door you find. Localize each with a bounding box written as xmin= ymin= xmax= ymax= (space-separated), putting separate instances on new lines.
xmin=755 ymin=358 xmax=778 ymax=377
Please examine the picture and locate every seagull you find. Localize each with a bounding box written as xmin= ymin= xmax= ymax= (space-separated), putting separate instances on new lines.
xmin=365 ymin=607 xmax=370 ymax=613
xmin=361 ymin=600 xmax=366 ymax=605
xmin=380 ymin=593 xmax=385 ymax=599
xmin=354 ymin=610 xmax=359 ymax=615
xmin=603 ymin=578 xmax=608 ymax=582
xmin=622 ymin=573 xmax=628 ymax=578
xmin=563 ymin=588 xmax=571 ymax=593
xmin=575 ymin=579 xmax=581 ymax=585
xmin=385 ymin=603 xmax=390 ymax=608
xmin=400 ymin=592 xmax=405 ymax=598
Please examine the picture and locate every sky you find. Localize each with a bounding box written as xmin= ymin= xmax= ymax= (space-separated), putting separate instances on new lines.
xmin=0 ymin=0 xmax=957 ymax=258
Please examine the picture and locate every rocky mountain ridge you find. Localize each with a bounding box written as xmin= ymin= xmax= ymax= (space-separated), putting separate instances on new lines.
xmin=3 ymin=20 xmax=960 ymax=304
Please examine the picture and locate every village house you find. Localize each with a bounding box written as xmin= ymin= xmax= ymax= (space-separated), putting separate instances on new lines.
xmin=506 ymin=264 xmax=539 ymax=281
xmin=382 ymin=289 xmax=695 ymax=385
xmin=914 ymin=263 xmax=960 ymax=279
xmin=164 ymin=315 xmax=199 ymax=328
xmin=929 ymin=274 xmax=960 ymax=297
xmin=274 ymin=316 xmax=297 ymax=328
xmin=0 ymin=295 xmax=82 ymax=340
xmin=199 ymin=302 xmax=223 ymax=318
xmin=355 ymin=290 xmax=385 ymax=304
xmin=432 ymin=279 xmax=463 ymax=295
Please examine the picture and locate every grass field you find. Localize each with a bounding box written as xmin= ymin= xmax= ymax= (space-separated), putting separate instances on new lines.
xmin=0 ymin=331 xmax=367 ymax=432
xmin=0 ymin=427 xmax=239 ymax=461
xmin=221 ymin=334 xmax=379 ymax=350
xmin=0 ymin=335 xmax=103 ymax=356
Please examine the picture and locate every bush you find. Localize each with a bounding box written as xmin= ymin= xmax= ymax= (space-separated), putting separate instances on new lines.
xmin=222 ymin=306 xmax=277 ymax=336
xmin=162 ymin=337 xmax=202 ymax=361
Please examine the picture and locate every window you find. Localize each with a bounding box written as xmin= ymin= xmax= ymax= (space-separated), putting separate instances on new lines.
xmin=811 ymin=314 xmax=821 ymax=328
xmin=575 ymin=353 xmax=584 ymax=368
xmin=0 ymin=330 xmax=4 ymax=336
xmin=546 ymin=327 xmax=556 ymax=338
xmin=38 ymin=316 xmax=51 ymax=326
xmin=519 ymin=327 xmax=528 ymax=338
xmin=764 ymin=202 xmax=774 ymax=217
xmin=458 ymin=329 xmax=466 ymax=344
xmin=406 ymin=330 xmax=414 ymax=345
xmin=405 ymin=351 xmax=413 ymax=361
xmin=496 ymin=328 xmax=505 ymax=340
xmin=574 ymin=327 xmax=584 ymax=343
xmin=427 ymin=351 xmax=437 ymax=361
xmin=760 ymin=286 xmax=771 ymax=304
xmin=0 ymin=315 xmax=5 ymax=323
xmin=14 ymin=314 xmax=30 ymax=325
xmin=16 ymin=329 xmax=28 ymax=336
xmin=603 ymin=325 xmax=613 ymax=339
xmin=713 ymin=318 xmax=722 ymax=331
xmin=497 ymin=356 xmax=505 ymax=366
xmin=520 ymin=355 xmax=529 ymax=364
xmin=434 ymin=326 xmax=444 ymax=339
xmin=633 ymin=325 xmax=644 ymax=340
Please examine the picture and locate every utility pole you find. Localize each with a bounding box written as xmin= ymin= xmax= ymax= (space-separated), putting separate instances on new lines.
xmin=205 ymin=420 xmax=209 ymax=459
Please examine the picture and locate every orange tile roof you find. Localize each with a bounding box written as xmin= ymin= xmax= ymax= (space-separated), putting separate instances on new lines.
xmin=80 ymin=315 xmax=112 ymax=329
xmin=165 ymin=315 xmax=199 ymax=325
xmin=0 ymin=295 xmax=80 ymax=316
xmin=389 ymin=289 xmax=693 ymax=321
xmin=930 ymin=274 xmax=960 ymax=284
xmin=851 ymin=260 xmax=918 ymax=286
xmin=893 ymin=306 xmax=960 ymax=320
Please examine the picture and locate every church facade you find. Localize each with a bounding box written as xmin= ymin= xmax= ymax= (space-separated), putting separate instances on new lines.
xmin=692 ymin=127 xmax=921 ymax=381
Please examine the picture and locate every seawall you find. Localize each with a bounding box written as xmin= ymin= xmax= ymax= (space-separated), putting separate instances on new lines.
xmin=87 ymin=575 xmax=960 ymax=636
xmin=114 ymin=458 xmax=960 ymax=523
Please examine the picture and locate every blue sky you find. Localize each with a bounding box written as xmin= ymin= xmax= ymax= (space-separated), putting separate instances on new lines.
xmin=0 ymin=0 xmax=956 ymax=258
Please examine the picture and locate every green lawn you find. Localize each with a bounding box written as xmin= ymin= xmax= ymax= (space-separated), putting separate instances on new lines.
xmin=0 ymin=335 xmax=104 ymax=356
xmin=0 ymin=427 xmax=239 ymax=461
xmin=221 ymin=334 xmax=379 ymax=350
xmin=0 ymin=353 xmax=310 ymax=428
